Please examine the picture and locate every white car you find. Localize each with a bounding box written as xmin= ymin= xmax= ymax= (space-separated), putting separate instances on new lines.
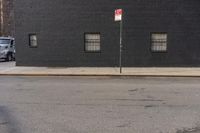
xmin=0 ymin=37 xmax=15 ymax=61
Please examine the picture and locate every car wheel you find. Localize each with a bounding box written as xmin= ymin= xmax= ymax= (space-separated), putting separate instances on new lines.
xmin=6 ymin=54 xmax=12 ymax=61
xmin=11 ymin=53 xmax=15 ymax=61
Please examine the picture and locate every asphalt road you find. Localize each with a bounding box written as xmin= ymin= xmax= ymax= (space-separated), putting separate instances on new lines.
xmin=0 ymin=76 xmax=200 ymax=133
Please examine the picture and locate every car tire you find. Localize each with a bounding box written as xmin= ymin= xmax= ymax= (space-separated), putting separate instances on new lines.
xmin=6 ymin=54 xmax=12 ymax=62
xmin=11 ymin=53 xmax=15 ymax=61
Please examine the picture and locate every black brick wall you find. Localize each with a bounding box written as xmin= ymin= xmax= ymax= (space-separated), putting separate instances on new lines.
xmin=14 ymin=0 xmax=200 ymax=67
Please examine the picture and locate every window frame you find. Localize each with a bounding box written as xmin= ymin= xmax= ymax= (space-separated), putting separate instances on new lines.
xmin=84 ymin=32 xmax=101 ymax=53
xmin=29 ymin=34 xmax=38 ymax=48
xmin=150 ymin=32 xmax=168 ymax=53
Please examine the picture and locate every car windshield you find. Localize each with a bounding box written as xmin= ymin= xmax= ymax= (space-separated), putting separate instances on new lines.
xmin=0 ymin=39 xmax=10 ymax=44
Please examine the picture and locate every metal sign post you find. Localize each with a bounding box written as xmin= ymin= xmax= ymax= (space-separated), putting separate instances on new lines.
xmin=115 ymin=9 xmax=123 ymax=73
xmin=119 ymin=19 xmax=123 ymax=73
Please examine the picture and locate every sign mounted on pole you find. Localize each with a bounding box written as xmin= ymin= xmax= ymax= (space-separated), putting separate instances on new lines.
xmin=115 ymin=9 xmax=123 ymax=73
xmin=115 ymin=9 xmax=123 ymax=21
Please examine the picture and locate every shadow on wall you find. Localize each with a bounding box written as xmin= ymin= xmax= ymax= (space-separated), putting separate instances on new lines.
xmin=0 ymin=106 xmax=22 ymax=133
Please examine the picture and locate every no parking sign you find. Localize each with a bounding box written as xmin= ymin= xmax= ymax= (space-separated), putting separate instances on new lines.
xmin=115 ymin=9 xmax=123 ymax=21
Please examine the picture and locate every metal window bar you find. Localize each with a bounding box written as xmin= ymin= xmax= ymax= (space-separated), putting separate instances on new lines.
xmin=30 ymin=40 xmax=37 ymax=47
xmin=30 ymin=35 xmax=37 ymax=47
xmin=151 ymin=34 xmax=167 ymax=52
xmin=85 ymin=34 xmax=100 ymax=52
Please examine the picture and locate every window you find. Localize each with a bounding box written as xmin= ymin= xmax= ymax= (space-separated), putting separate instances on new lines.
xmin=151 ymin=33 xmax=167 ymax=52
xmin=10 ymin=40 xmax=14 ymax=48
xmin=0 ymin=39 xmax=10 ymax=44
xmin=84 ymin=33 xmax=100 ymax=52
xmin=29 ymin=34 xmax=37 ymax=48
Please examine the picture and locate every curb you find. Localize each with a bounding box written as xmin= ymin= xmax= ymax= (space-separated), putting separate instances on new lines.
xmin=0 ymin=73 xmax=200 ymax=77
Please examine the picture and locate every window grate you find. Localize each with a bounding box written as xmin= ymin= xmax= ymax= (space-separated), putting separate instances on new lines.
xmin=151 ymin=33 xmax=167 ymax=52
xmin=85 ymin=33 xmax=100 ymax=52
xmin=29 ymin=34 xmax=37 ymax=48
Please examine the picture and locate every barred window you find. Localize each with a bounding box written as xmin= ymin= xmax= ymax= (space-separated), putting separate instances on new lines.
xmin=29 ymin=34 xmax=37 ymax=48
xmin=151 ymin=33 xmax=167 ymax=52
xmin=85 ymin=33 xmax=100 ymax=52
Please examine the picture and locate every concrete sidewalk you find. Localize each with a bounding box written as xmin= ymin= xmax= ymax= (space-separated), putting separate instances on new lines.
xmin=1 ymin=63 xmax=200 ymax=77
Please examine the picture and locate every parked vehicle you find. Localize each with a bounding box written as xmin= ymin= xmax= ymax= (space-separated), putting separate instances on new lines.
xmin=0 ymin=37 xmax=15 ymax=61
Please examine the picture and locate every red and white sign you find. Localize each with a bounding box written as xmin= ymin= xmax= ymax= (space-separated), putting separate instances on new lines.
xmin=115 ymin=9 xmax=123 ymax=21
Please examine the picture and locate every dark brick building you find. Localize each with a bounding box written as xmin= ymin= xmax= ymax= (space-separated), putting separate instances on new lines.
xmin=14 ymin=0 xmax=200 ymax=67
xmin=0 ymin=0 xmax=14 ymax=36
